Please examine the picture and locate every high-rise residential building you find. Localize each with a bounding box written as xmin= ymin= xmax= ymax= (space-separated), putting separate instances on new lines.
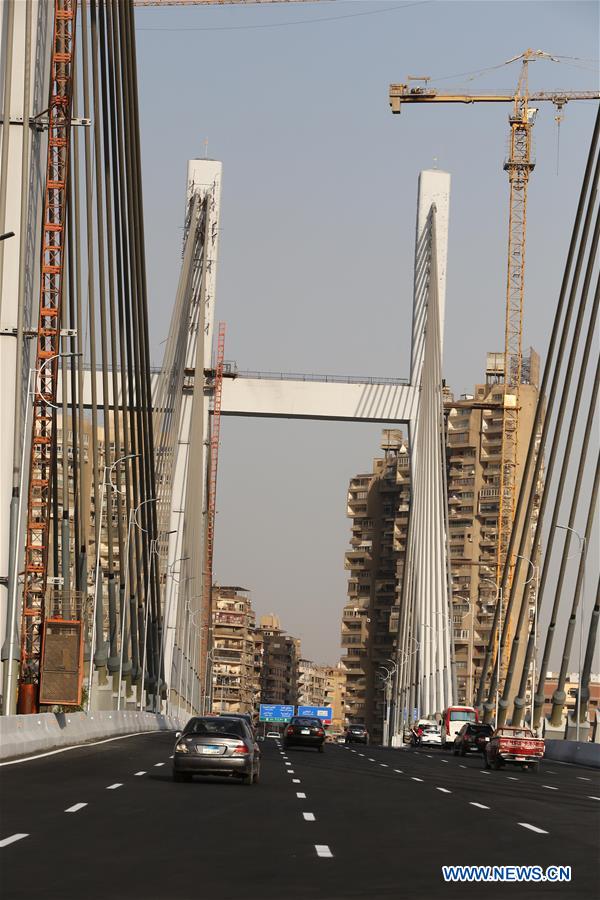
xmin=297 ymin=659 xmax=329 ymax=708
xmin=211 ymin=586 xmax=259 ymax=715
xmin=341 ymin=430 xmax=411 ymax=742
xmin=259 ymin=615 xmax=300 ymax=706
xmin=324 ymin=662 xmax=346 ymax=734
xmin=339 ymin=350 xmax=542 ymax=736
xmin=446 ymin=348 xmax=542 ymax=709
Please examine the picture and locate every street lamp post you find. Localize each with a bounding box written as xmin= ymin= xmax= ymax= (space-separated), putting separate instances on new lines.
xmin=514 ymin=554 xmax=539 ymax=729
xmin=117 ymin=498 xmax=155 ymax=711
xmin=479 ymin=577 xmax=502 ymax=725
xmin=555 ymin=525 xmax=586 ymax=742
xmin=88 ymin=453 xmax=137 ymax=712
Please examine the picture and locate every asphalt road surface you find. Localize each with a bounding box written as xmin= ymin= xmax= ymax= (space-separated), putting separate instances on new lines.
xmin=1 ymin=733 xmax=598 ymax=900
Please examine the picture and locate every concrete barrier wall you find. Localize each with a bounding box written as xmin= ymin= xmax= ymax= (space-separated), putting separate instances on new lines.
xmin=544 ymin=739 xmax=600 ymax=769
xmin=0 ymin=710 xmax=187 ymax=762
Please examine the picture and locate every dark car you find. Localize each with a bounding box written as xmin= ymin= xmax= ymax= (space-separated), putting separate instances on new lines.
xmin=284 ymin=717 xmax=326 ymax=752
xmin=345 ymin=724 xmax=369 ymax=745
xmin=173 ymin=716 xmax=260 ymax=784
xmin=453 ymin=723 xmax=494 ymax=756
xmin=217 ymin=712 xmax=257 ymax=738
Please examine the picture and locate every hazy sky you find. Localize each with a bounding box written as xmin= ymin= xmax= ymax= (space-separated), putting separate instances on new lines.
xmin=134 ymin=1 xmax=598 ymax=667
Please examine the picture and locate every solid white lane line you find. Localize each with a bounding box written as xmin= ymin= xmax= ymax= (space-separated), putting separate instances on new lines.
xmin=106 ymin=783 xmax=123 ymax=790
xmin=134 ymin=771 xmax=146 ymax=776
xmin=380 ymin=764 xmax=389 ymax=768
xmin=315 ymin=844 xmax=333 ymax=858
xmin=303 ymin=812 xmax=316 ymax=821
xmin=518 ymin=823 xmax=548 ymax=834
xmin=411 ymin=777 xmax=424 ymax=782
xmin=65 ymin=803 xmax=87 ymax=813
xmin=470 ymin=803 xmax=490 ymax=810
xmin=542 ymin=785 xmax=558 ymax=791
xmin=394 ymin=769 xmax=403 ymax=774
xmin=0 ymin=834 xmax=29 ymax=848
xmin=436 ymin=787 xmax=451 ymax=794
xmin=154 ymin=763 xmax=165 ymax=767
xmin=292 ymin=778 xmax=301 ymax=783
xmin=0 ymin=730 xmax=166 ymax=767
xmin=296 ymin=792 xmax=306 ymax=799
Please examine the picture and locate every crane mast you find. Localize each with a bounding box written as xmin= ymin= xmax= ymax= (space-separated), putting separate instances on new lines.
xmin=17 ymin=0 xmax=78 ymax=714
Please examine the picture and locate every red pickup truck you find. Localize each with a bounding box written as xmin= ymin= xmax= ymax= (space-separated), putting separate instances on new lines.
xmin=484 ymin=726 xmax=544 ymax=771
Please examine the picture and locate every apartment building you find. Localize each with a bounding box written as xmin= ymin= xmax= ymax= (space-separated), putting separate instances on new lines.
xmin=339 ymin=351 xmax=542 ymax=736
xmin=297 ymin=659 xmax=329 ymax=707
xmin=324 ymin=662 xmax=346 ymax=734
xmin=446 ymin=349 xmax=542 ymax=708
xmin=259 ymin=615 xmax=300 ymax=706
xmin=340 ymin=430 xmax=411 ymax=742
xmin=211 ymin=587 xmax=259 ymax=715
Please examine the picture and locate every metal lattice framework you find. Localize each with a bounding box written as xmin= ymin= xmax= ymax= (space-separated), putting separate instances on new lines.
xmin=18 ymin=0 xmax=78 ymax=711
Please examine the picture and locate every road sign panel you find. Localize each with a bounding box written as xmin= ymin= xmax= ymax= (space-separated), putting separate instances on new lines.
xmin=297 ymin=706 xmax=333 ymax=722
xmin=259 ymin=704 xmax=294 ymax=723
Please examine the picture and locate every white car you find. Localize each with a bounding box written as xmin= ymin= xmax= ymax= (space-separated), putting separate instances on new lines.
xmin=419 ymin=724 xmax=442 ymax=747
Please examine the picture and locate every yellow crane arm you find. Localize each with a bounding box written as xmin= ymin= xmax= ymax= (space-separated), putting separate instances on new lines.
xmin=133 ymin=0 xmax=331 ymax=7
xmin=389 ymin=85 xmax=600 ymax=113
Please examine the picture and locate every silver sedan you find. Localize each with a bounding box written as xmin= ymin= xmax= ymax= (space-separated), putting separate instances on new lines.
xmin=173 ymin=716 xmax=261 ymax=785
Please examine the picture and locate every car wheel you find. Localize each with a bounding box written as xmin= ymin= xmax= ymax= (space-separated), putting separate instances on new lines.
xmin=484 ymin=754 xmax=491 ymax=769
xmin=492 ymin=756 xmax=502 ymax=771
xmin=253 ymin=766 xmax=260 ymax=784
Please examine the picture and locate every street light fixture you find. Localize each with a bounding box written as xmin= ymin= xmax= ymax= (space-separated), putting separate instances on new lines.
xmin=555 ymin=524 xmax=587 ymax=741
xmin=117 ymin=497 xmax=156 ymax=711
xmin=514 ymin=554 xmax=538 ymax=729
xmin=88 ymin=453 xmax=138 ymax=712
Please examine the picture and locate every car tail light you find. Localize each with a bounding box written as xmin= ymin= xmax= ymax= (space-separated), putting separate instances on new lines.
xmin=233 ymin=742 xmax=249 ymax=754
xmin=316 ymin=728 xmax=324 ymax=736
xmin=286 ymin=726 xmax=294 ymax=735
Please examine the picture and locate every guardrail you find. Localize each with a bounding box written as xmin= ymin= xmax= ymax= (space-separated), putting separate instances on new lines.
xmin=543 ymin=739 xmax=600 ymax=769
xmin=0 ymin=710 xmax=187 ymax=762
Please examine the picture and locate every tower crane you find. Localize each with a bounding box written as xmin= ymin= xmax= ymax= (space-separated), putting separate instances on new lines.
xmin=389 ymin=50 xmax=599 ymax=688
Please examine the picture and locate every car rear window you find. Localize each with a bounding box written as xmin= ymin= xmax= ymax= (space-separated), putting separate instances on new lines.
xmin=470 ymin=724 xmax=493 ymax=734
xmin=293 ymin=718 xmax=321 ymax=727
xmin=349 ymin=725 xmax=366 ymax=732
xmin=184 ymin=718 xmax=244 ymax=737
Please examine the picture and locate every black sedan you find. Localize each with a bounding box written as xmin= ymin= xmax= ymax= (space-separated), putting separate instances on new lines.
xmin=173 ymin=716 xmax=260 ymax=784
xmin=453 ymin=722 xmax=494 ymax=756
xmin=283 ymin=716 xmax=326 ymax=752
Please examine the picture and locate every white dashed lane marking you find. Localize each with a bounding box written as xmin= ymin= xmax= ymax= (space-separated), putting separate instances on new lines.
xmin=134 ymin=771 xmax=146 ymax=776
xmin=542 ymin=785 xmax=558 ymax=791
xmin=459 ymin=765 xmax=467 ymax=769
xmin=65 ymin=803 xmax=87 ymax=813
xmin=359 ymin=754 xmax=365 ymax=757
xmin=426 ymin=755 xmax=433 ymax=759
xmin=0 ymin=834 xmax=28 ymax=848
xmin=303 ymin=813 xmax=316 ymax=821
xmin=380 ymin=764 xmax=389 ymax=768
xmin=519 ymin=823 xmax=548 ymax=834
xmin=480 ymin=771 xmax=490 ymax=775
xmin=288 ymin=770 xmax=295 ymax=774
xmin=394 ymin=770 xmax=403 ymax=774
xmin=436 ymin=787 xmax=451 ymax=794
xmin=154 ymin=763 xmax=164 ymax=768
xmin=507 ymin=776 xmax=519 ymax=781
xmin=577 ymin=777 xmax=591 ymax=781
xmin=411 ymin=777 xmax=424 ymax=783
xmin=368 ymin=758 xmax=375 ymax=762
xmin=440 ymin=759 xmax=448 ymax=763
xmin=589 ymin=796 xmax=600 ymax=801
xmin=296 ymin=792 xmax=306 ymax=799
xmin=315 ymin=844 xmax=333 ymax=858
xmin=106 ymin=783 xmax=123 ymax=790
xmin=292 ymin=778 xmax=301 ymax=783
xmin=470 ymin=803 xmax=490 ymax=810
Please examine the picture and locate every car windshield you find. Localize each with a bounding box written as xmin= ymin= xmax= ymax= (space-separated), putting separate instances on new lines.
xmin=293 ymin=718 xmax=321 ymax=727
xmin=470 ymin=725 xmax=493 ymax=734
xmin=184 ymin=718 xmax=244 ymax=737
xmin=422 ymin=725 xmax=440 ymax=733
